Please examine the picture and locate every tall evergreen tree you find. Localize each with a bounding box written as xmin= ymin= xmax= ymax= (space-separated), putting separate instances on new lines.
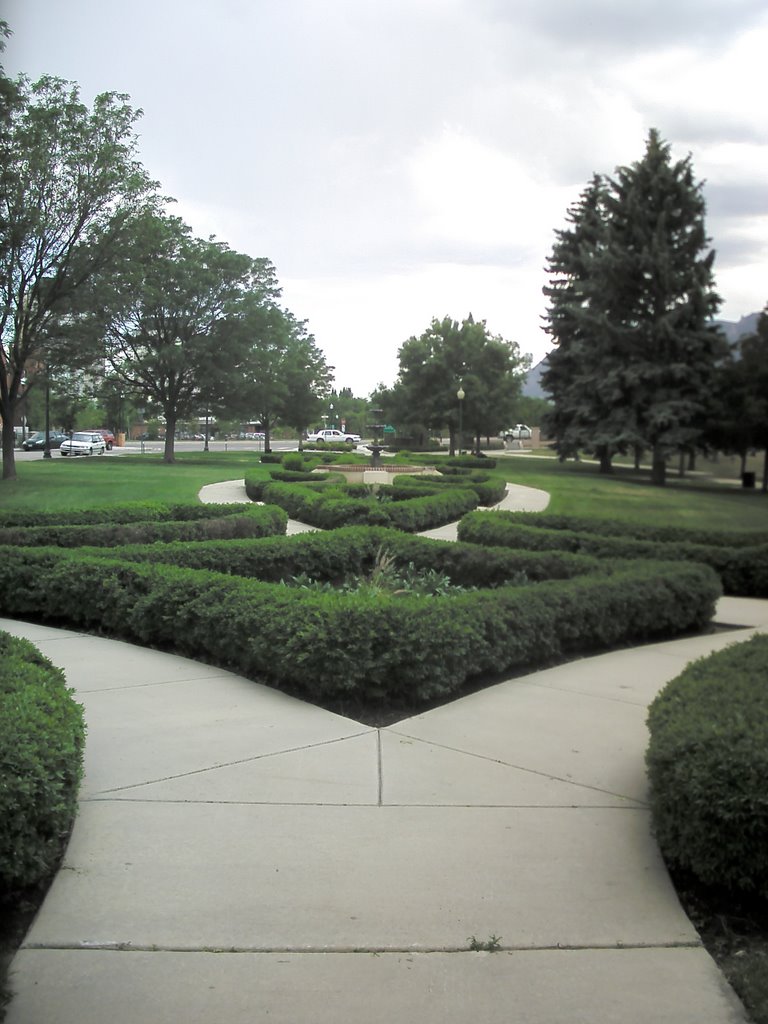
xmin=542 ymin=175 xmax=628 ymax=473
xmin=543 ymin=130 xmax=726 ymax=485
xmin=605 ymin=129 xmax=725 ymax=485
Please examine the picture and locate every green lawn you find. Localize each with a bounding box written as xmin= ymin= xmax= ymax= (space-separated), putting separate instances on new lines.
xmin=0 ymin=453 xmax=272 ymax=513
xmin=493 ymin=454 xmax=768 ymax=532
xmin=2 ymin=450 xmax=766 ymax=534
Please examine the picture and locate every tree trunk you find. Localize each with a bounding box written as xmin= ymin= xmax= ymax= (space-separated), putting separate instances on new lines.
xmin=263 ymin=415 xmax=272 ymax=454
xmin=634 ymin=445 xmax=642 ymax=471
xmin=448 ymin=427 xmax=456 ymax=458
xmin=163 ymin=414 xmax=177 ymax=463
xmin=740 ymin=451 xmax=748 ymax=475
xmin=597 ymin=445 xmax=613 ymax=474
xmin=651 ymin=443 xmax=667 ymax=486
xmin=1 ymin=418 xmax=17 ymax=481
xmin=763 ymin=448 xmax=768 ymax=494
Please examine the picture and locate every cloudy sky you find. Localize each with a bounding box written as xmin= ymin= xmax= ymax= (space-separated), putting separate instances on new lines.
xmin=5 ymin=0 xmax=768 ymax=395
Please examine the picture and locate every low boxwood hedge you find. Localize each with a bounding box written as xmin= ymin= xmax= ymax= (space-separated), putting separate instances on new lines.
xmin=646 ymin=634 xmax=768 ymax=893
xmin=389 ymin=473 xmax=507 ymax=507
xmin=502 ymin=512 xmax=768 ymax=549
xmin=0 ymin=504 xmax=287 ymax=548
xmin=0 ymin=500 xmax=258 ymax=530
xmin=0 ymin=632 xmax=85 ymax=894
xmin=244 ymin=474 xmax=481 ymax=532
xmin=0 ymin=539 xmax=720 ymax=706
xmin=458 ymin=510 xmax=768 ymax=597
xmin=69 ymin=527 xmax=602 ymax=586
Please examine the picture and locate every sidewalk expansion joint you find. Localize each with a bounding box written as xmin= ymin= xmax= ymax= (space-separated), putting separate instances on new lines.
xmin=89 ymin=730 xmax=375 ymax=794
xmin=23 ymin=940 xmax=704 ymax=955
xmin=384 ymin=731 xmax=649 ymax=807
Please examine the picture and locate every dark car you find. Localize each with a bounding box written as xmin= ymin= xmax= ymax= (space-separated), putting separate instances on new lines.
xmin=21 ymin=431 xmax=68 ymax=451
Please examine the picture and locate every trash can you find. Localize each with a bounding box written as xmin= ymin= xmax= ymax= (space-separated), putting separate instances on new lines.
xmin=742 ymin=471 xmax=756 ymax=489
xmin=116 ymin=432 xmax=126 ymax=447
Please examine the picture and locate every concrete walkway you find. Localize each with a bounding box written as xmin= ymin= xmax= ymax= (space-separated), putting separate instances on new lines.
xmin=197 ymin=476 xmax=551 ymax=539
xmin=4 ymin=481 xmax=762 ymax=1022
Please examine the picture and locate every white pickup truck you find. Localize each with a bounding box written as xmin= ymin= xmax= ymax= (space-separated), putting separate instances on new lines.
xmin=305 ymin=428 xmax=362 ymax=444
xmin=503 ymin=424 xmax=533 ymax=440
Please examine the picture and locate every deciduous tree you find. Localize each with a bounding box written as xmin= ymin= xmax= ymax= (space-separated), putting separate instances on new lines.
xmin=0 ymin=73 xmax=158 ymax=478
xmin=393 ymin=315 xmax=528 ymax=454
xmin=98 ymin=212 xmax=270 ymax=462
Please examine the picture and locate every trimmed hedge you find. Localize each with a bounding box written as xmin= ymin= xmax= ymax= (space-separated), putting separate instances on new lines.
xmin=458 ymin=510 xmax=768 ymax=597
xmin=0 ymin=504 xmax=288 ymax=548
xmin=502 ymin=512 xmax=768 ymax=549
xmin=0 ymin=632 xmax=85 ymax=893
xmin=390 ymin=472 xmax=507 ymax=507
xmin=646 ymin=635 xmax=768 ymax=893
xmin=0 ymin=500 xmax=258 ymax=530
xmin=0 ymin=542 xmax=720 ymax=706
xmin=69 ymin=527 xmax=603 ymax=586
xmin=244 ymin=474 xmax=481 ymax=532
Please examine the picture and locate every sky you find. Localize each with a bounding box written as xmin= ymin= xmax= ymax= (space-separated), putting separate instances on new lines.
xmin=4 ymin=0 xmax=768 ymax=396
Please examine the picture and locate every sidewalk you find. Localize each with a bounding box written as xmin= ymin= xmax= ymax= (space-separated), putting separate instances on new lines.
xmin=3 ymin=483 xmax=762 ymax=1022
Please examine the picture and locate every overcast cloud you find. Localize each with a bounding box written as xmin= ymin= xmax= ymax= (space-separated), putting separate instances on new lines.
xmin=5 ymin=0 xmax=768 ymax=394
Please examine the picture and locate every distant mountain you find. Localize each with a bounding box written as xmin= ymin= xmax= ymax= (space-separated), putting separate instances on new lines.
xmin=524 ymin=311 xmax=763 ymax=397
xmin=521 ymin=356 xmax=550 ymax=399
xmin=715 ymin=312 xmax=761 ymax=344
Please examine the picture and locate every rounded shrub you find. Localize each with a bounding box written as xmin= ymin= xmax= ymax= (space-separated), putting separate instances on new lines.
xmin=646 ymin=634 xmax=768 ymax=892
xmin=0 ymin=632 xmax=85 ymax=894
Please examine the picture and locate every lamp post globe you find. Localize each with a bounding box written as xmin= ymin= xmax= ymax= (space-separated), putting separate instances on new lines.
xmin=456 ymin=386 xmax=465 ymax=456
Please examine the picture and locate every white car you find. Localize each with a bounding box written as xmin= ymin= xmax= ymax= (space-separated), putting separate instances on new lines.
xmin=306 ymin=428 xmax=361 ymax=444
xmin=59 ymin=431 xmax=107 ymax=457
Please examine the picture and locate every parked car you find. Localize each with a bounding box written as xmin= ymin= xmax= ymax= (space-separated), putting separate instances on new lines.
xmin=306 ymin=428 xmax=362 ymax=444
xmin=86 ymin=428 xmax=115 ymax=450
xmin=59 ymin=431 xmax=107 ymax=457
xmin=21 ymin=431 xmax=68 ymax=451
xmin=503 ymin=424 xmax=533 ymax=440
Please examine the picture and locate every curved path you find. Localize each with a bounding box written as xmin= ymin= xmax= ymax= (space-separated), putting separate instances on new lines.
xmin=4 ymin=482 xmax=761 ymax=1023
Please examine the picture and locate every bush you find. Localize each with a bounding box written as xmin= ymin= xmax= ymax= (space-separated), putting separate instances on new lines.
xmin=506 ymin=512 xmax=768 ymax=549
xmin=458 ymin=510 xmax=768 ymax=597
xmin=646 ymin=635 xmax=768 ymax=893
xmin=0 ymin=504 xmax=288 ymax=548
xmin=0 ymin=500 xmax=249 ymax=530
xmin=0 ymin=541 xmax=720 ymax=707
xmin=281 ymin=452 xmax=306 ymax=472
xmin=245 ymin=477 xmax=481 ymax=532
xmin=71 ymin=527 xmax=602 ymax=587
xmin=0 ymin=632 xmax=85 ymax=894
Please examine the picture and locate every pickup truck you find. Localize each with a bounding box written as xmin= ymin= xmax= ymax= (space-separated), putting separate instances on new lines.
xmin=305 ymin=428 xmax=362 ymax=444
xmin=503 ymin=424 xmax=533 ymax=440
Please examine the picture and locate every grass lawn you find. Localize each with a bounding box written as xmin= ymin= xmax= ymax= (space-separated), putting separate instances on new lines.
xmin=3 ymin=449 xmax=765 ymax=532
xmin=492 ymin=454 xmax=768 ymax=532
xmin=0 ymin=453 xmax=272 ymax=512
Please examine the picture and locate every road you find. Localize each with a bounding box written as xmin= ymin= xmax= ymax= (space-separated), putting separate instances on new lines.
xmin=7 ymin=438 xmax=302 ymax=461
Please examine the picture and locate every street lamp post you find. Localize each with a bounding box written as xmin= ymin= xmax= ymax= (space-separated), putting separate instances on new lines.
xmin=43 ymin=365 xmax=52 ymax=459
xmin=456 ymin=386 xmax=465 ymax=456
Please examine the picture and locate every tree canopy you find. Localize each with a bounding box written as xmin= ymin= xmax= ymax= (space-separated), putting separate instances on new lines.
xmin=96 ymin=212 xmax=275 ymax=462
xmin=387 ymin=315 xmax=529 ymax=453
